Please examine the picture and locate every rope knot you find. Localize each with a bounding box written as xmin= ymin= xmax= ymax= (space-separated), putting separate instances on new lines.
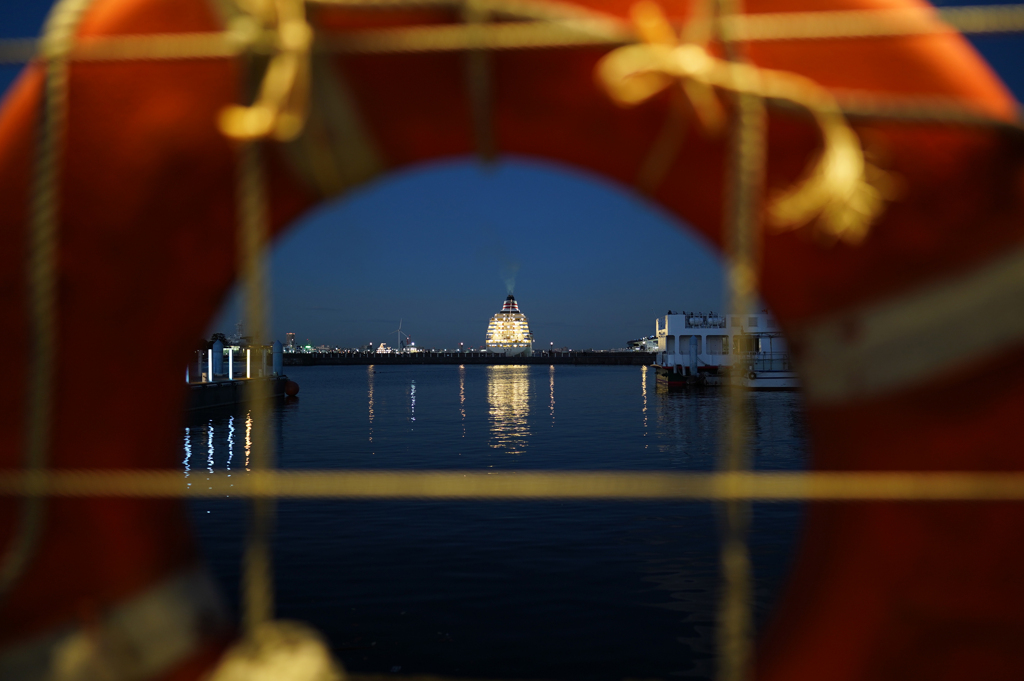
xmin=219 ymin=0 xmax=312 ymax=142
xmin=596 ymin=1 xmax=894 ymax=245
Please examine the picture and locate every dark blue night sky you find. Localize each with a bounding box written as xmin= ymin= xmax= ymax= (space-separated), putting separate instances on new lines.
xmin=3 ymin=1 xmax=1021 ymax=349
xmin=251 ymin=160 xmax=722 ymax=350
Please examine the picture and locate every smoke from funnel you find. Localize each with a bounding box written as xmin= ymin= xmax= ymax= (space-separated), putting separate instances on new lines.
xmin=502 ymin=262 xmax=520 ymax=294
xmin=474 ymin=229 xmax=521 ymax=295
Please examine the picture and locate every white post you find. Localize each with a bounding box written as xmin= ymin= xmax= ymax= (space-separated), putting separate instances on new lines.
xmin=246 ymin=349 xmax=251 ymax=379
xmin=207 ymin=350 xmax=213 ymax=382
xmin=228 ymin=348 xmax=234 ymax=380
xmin=272 ymin=341 xmax=283 ymax=376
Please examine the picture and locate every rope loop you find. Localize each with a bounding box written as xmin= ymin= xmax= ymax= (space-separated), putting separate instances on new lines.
xmin=595 ymin=0 xmax=896 ymax=245
xmin=219 ymin=0 xmax=314 ymax=141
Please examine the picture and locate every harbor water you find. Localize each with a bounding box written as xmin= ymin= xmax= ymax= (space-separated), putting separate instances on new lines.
xmin=182 ymin=364 xmax=808 ymax=680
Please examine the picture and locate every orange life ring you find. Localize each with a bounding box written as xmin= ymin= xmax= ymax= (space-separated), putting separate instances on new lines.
xmin=0 ymin=0 xmax=1022 ymax=679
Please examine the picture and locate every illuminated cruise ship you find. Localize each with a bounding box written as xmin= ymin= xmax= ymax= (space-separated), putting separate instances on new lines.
xmin=485 ymin=294 xmax=534 ymax=356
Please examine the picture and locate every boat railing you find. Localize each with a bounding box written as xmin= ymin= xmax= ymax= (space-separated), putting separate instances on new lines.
xmin=740 ymin=351 xmax=792 ymax=372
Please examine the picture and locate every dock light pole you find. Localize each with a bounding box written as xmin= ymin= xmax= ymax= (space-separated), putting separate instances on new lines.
xmin=207 ymin=350 xmax=213 ymax=382
xmin=246 ymin=349 xmax=251 ymax=378
xmin=228 ymin=348 xmax=234 ymax=380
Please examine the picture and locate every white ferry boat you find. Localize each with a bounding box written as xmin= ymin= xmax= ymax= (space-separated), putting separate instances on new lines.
xmin=653 ymin=310 xmax=799 ymax=390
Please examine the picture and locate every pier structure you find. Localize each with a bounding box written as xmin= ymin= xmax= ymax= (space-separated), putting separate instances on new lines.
xmin=187 ymin=341 xmax=288 ymax=410
xmin=284 ymin=351 xmax=654 ymax=366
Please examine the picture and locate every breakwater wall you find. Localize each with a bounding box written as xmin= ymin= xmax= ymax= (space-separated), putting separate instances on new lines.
xmin=284 ymin=352 xmax=655 ymax=366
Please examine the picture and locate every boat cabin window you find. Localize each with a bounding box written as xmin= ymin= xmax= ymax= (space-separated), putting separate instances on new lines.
xmin=688 ymin=335 xmax=703 ymax=354
xmin=706 ymin=335 xmax=728 ymax=354
xmin=665 ymin=335 xmax=675 ymax=353
xmin=676 ymin=335 xmax=701 ymax=353
xmin=748 ymin=316 xmax=759 ymax=328
xmin=730 ymin=316 xmax=741 ymax=327
xmin=733 ymin=335 xmax=758 ymax=353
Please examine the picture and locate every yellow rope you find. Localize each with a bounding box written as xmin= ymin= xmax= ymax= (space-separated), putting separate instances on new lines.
xmin=596 ymin=2 xmax=895 ymax=245
xmin=0 ymin=33 xmax=246 ymax=65
xmin=1 ymin=4 xmax=1024 ymax=65
xmin=309 ymin=0 xmax=1024 ymax=41
xmin=236 ymin=139 xmax=277 ymax=635
xmin=317 ymin=19 xmax=629 ymax=52
xmin=714 ymin=0 xmax=758 ymax=676
xmin=219 ymin=0 xmax=314 ymax=141
xmin=463 ymin=0 xmax=498 ymax=163
xmin=7 ymin=469 xmax=1024 ymax=501
xmin=0 ymin=24 xmax=625 ymax=63
xmin=311 ymin=0 xmax=628 ymax=26
xmin=1 ymin=0 xmax=95 ymax=604
xmin=219 ymin=0 xmax=302 ymax=636
xmin=728 ymin=3 xmax=1024 ymax=42
xmin=223 ymin=2 xmax=285 ymax=636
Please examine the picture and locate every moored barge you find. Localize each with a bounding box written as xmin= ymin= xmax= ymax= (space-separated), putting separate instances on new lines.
xmin=652 ymin=311 xmax=799 ymax=390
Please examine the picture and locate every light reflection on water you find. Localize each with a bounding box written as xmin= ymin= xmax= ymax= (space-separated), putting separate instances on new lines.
xmin=244 ymin=410 xmax=252 ymax=471
xmin=459 ymin=365 xmax=466 ymax=438
xmin=206 ymin=420 xmax=214 ymax=475
xmin=367 ymin=365 xmax=375 ymax=447
xmin=183 ymin=366 xmax=806 ymax=481
xmin=183 ymin=427 xmax=191 ymax=482
xmin=182 ymin=365 xmax=806 ymax=681
xmin=182 ymin=411 xmax=251 ymax=492
xmin=641 ymin=364 xmax=648 ymax=446
xmin=548 ymin=365 xmax=555 ymax=427
xmin=486 ymin=365 xmax=531 ymax=454
xmin=409 ymin=379 xmax=416 ymax=423
xmin=183 ymin=364 xmax=806 ymax=479
xmin=227 ymin=415 xmax=234 ymax=471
